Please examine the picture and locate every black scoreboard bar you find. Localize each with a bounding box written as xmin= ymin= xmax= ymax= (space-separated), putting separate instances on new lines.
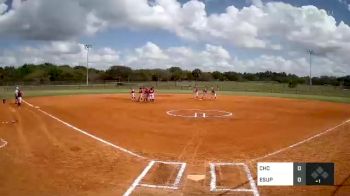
xmin=258 ymin=162 xmax=334 ymax=186
xmin=295 ymin=162 xmax=334 ymax=186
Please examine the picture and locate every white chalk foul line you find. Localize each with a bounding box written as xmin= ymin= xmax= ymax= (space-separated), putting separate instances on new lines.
xmin=124 ymin=160 xmax=187 ymax=196
xmin=23 ymin=100 xmax=145 ymax=159
xmin=250 ymin=119 xmax=350 ymax=162
xmin=24 ymin=100 xmax=189 ymax=195
xmin=209 ymin=162 xmax=259 ymax=196
xmin=0 ymin=138 xmax=8 ymax=149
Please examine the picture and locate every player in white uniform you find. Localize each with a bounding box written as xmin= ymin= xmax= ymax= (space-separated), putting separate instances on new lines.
xmin=202 ymin=87 xmax=208 ymax=100
xmin=211 ymin=87 xmax=217 ymax=99
xmin=15 ymin=86 xmax=19 ymax=104
xmin=131 ymin=89 xmax=136 ymax=101
xmin=149 ymin=87 xmax=155 ymax=102
xmin=193 ymin=87 xmax=199 ymax=99
xmin=15 ymin=86 xmax=23 ymax=106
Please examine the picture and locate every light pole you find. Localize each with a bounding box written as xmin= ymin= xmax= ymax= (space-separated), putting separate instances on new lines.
xmin=307 ymin=49 xmax=313 ymax=86
xmin=85 ymin=44 xmax=92 ymax=86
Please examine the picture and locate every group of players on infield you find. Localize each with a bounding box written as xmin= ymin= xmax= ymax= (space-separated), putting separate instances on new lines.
xmin=7 ymin=85 xmax=217 ymax=105
xmin=193 ymin=86 xmax=217 ymax=100
xmin=130 ymin=86 xmax=217 ymax=102
xmin=130 ymin=87 xmax=156 ymax=102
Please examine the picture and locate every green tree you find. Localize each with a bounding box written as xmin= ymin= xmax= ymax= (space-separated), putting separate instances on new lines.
xmin=212 ymin=71 xmax=225 ymax=81
xmin=192 ymin=68 xmax=202 ymax=80
xmin=105 ymin=65 xmax=132 ymax=81
xmin=168 ymin=66 xmax=184 ymax=81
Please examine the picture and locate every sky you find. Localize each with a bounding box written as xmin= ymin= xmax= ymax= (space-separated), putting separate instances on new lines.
xmin=0 ymin=0 xmax=350 ymax=76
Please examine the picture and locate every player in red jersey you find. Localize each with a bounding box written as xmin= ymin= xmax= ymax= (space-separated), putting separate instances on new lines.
xmin=15 ymin=86 xmax=24 ymax=106
xmin=144 ymin=87 xmax=149 ymax=102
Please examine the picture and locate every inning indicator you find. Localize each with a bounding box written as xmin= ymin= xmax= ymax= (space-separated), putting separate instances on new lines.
xmin=257 ymin=162 xmax=334 ymax=186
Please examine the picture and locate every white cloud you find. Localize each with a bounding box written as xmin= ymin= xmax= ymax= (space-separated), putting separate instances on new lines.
xmin=0 ymin=1 xmax=7 ymax=15
xmin=0 ymin=1 xmax=350 ymax=75
xmin=0 ymin=41 xmax=348 ymax=76
xmin=338 ymin=0 xmax=350 ymax=11
xmin=0 ymin=0 xmax=87 ymax=40
xmin=2 ymin=0 xmax=350 ymax=52
xmin=0 ymin=42 xmax=119 ymax=70
xmin=121 ymin=42 xmax=349 ymax=76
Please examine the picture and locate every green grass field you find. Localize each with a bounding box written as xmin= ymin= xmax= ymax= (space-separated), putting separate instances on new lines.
xmin=1 ymin=81 xmax=349 ymax=103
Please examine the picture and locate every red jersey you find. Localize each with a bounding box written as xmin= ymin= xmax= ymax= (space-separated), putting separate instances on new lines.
xmin=18 ymin=90 xmax=23 ymax=97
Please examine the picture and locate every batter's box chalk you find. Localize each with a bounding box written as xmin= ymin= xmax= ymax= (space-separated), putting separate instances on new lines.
xmin=209 ymin=162 xmax=259 ymax=196
xmin=124 ymin=160 xmax=186 ymax=196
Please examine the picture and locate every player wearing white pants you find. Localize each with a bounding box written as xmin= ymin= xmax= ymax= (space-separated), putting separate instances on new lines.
xmin=193 ymin=87 xmax=199 ymax=99
xmin=15 ymin=86 xmax=23 ymax=106
xmin=149 ymin=87 xmax=155 ymax=102
xmin=211 ymin=87 xmax=217 ymax=99
xmin=131 ymin=89 xmax=136 ymax=101
xmin=149 ymin=93 xmax=155 ymax=100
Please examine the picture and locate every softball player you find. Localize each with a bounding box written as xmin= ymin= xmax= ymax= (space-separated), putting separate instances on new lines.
xmin=202 ymin=87 xmax=208 ymax=99
xmin=149 ymin=87 xmax=155 ymax=102
xmin=131 ymin=89 xmax=136 ymax=101
xmin=193 ymin=87 xmax=199 ymax=99
xmin=138 ymin=87 xmax=143 ymax=102
xmin=211 ymin=87 xmax=217 ymax=99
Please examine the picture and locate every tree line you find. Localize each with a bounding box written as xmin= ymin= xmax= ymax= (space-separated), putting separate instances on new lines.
xmin=0 ymin=63 xmax=349 ymax=87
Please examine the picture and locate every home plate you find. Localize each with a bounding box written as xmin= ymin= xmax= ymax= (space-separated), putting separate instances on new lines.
xmin=187 ymin=175 xmax=205 ymax=181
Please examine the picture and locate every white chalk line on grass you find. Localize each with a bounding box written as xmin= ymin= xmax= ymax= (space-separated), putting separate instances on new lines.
xmin=209 ymin=162 xmax=259 ymax=196
xmin=23 ymin=100 xmax=145 ymax=159
xmin=124 ymin=160 xmax=187 ymax=196
xmin=250 ymin=119 xmax=350 ymax=162
xmin=0 ymin=138 xmax=8 ymax=149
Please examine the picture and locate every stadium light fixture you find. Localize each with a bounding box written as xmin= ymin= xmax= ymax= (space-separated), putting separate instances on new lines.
xmin=85 ymin=44 xmax=92 ymax=86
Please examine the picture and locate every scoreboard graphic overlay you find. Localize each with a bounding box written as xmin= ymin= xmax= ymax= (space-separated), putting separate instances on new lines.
xmin=257 ymin=162 xmax=334 ymax=186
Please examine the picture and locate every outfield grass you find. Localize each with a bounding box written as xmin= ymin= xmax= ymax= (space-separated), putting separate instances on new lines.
xmin=1 ymin=88 xmax=349 ymax=104
xmin=1 ymin=81 xmax=349 ymax=104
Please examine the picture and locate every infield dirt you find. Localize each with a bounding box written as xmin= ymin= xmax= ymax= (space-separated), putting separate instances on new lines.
xmin=0 ymin=94 xmax=349 ymax=195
